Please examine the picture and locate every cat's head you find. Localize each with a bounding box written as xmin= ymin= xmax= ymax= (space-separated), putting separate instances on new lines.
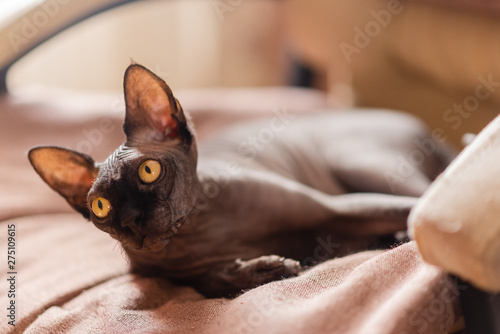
xmin=29 ymin=64 xmax=199 ymax=252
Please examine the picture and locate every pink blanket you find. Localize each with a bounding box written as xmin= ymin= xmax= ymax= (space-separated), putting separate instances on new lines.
xmin=0 ymin=88 xmax=462 ymax=333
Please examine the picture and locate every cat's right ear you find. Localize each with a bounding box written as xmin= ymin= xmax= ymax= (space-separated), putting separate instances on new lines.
xmin=122 ymin=64 xmax=193 ymax=147
xmin=28 ymin=147 xmax=98 ymax=218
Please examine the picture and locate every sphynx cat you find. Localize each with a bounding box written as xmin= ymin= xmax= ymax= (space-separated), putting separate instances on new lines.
xmin=29 ymin=64 xmax=454 ymax=297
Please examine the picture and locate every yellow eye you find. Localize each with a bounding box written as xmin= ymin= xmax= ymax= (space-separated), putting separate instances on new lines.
xmin=138 ymin=160 xmax=162 ymax=183
xmin=91 ymin=197 xmax=111 ymax=219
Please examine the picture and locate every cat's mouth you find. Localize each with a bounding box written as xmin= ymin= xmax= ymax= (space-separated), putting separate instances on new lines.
xmin=141 ymin=218 xmax=183 ymax=252
xmin=112 ymin=218 xmax=185 ymax=252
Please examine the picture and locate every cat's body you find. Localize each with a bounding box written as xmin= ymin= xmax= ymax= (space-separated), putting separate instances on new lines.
xmin=29 ymin=65 xmax=454 ymax=297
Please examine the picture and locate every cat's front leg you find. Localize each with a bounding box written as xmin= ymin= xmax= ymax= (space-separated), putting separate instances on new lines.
xmin=195 ymin=255 xmax=301 ymax=298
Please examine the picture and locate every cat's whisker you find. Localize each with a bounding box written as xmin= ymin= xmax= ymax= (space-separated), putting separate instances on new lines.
xmin=117 ymin=244 xmax=131 ymax=264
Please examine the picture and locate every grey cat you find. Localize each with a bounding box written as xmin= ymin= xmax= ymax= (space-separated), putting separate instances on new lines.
xmin=29 ymin=64 xmax=454 ymax=297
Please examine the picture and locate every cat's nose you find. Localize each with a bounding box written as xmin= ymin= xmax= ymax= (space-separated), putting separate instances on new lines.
xmin=120 ymin=206 xmax=142 ymax=231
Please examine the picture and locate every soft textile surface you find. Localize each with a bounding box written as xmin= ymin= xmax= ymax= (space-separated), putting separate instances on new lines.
xmin=1 ymin=215 xmax=459 ymax=334
xmin=0 ymin=88 xmax=462 ymax=333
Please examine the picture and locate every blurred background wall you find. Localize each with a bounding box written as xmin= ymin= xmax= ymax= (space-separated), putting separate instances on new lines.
xmin=3 ymin=0 xmax=500 ymax=146
xmin=7 ymin=0 xmax=287 ymax=91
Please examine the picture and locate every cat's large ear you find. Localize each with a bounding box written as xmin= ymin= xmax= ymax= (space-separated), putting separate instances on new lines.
xmin=123 ymin=64 xmax=192 ymax=146
xmin=28 ymin=147 xmax=98 ymax=218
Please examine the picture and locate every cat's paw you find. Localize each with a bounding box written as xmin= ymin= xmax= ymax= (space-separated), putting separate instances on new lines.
xmin=234 ymin=255 xmax=302 ymax=284
xmin=198 ymin=255 xmax=302 ymax=297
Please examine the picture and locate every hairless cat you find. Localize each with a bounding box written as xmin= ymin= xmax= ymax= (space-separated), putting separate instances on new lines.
xmin=28 ymin=64 xmax=454 ymax=297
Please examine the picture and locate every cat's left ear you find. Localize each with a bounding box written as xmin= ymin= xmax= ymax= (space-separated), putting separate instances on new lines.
xmin=28 ymin=147 xmax=98 ymax=218
xmin=123 ymin=64 xmax=192 ymax=145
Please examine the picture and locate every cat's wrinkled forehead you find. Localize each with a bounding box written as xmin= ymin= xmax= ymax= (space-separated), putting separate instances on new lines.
xmin=100 ymin=144 xmax=139 ymax=180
